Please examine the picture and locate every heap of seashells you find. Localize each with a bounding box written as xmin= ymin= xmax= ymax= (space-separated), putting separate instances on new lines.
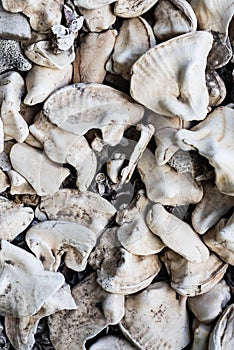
xmin=0 ymin=0 xmax=233 ymax=349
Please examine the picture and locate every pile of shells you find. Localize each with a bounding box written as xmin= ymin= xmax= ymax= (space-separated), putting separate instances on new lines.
xmin=0 ymin=0 xmax=233 ymax=349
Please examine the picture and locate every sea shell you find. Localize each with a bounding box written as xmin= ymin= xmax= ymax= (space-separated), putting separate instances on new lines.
xmin=161 ymin=249 xmax=228 ymax=296
xmin=43 ymin=83 xmax=144 ymax=146
xmin=114 ymin=0 xmax=159 ymax=17
xmin=78 ymin=5 xmax=116 ymax=32
xmin=191 ymin=320 xmax=212 ymax=350
xmin=130 ymin=31 xmax=213 ymax=121
xmin=48 ymin=273 xmax=125 ymax=350
xmin=25 ymin=220 xmax=96 ymax=271
xmin=0 ymin=170 xmax=9 ymax=192
xmin=153 ymin=0 xmax=197 ymax=41
xmin=10 ymin=143 xmax=70 ymax=196
xmin=0 ymin=39 xmax=32 ymax=74
xmin=175 ymin=106 xmax=234 ymax=196
xmin=188 ymin=280 xmax=231 ymax=324
xmin=89 ymin=335 xmax=137 ymax=350
xmin=206 ymin=69 xmax=226 ymax=107
xmin=7 ymin=169 xmax=36 ymax=195
xmin=137 ymin=148 xmax=203 ymax=206
xmin=119 ymin=281 xmax=190 ymax=350
xmin=74 ymin=0 xmax=116 ymax=10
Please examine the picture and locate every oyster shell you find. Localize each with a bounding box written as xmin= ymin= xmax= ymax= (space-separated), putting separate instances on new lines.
xmin=130 ymin=31 xmax=213 ymax=121
xmin=114 ymin=0 xmax=159 ymax=17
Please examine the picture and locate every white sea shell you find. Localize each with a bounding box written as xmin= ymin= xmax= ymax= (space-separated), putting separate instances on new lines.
xmin=175 ymin=106 xmax=234 ymax=196
xmin=206 ymin=69 xmax=226 ymax=107
xmin=74 ymin=0 xmax=116 ymax=10
xmin=119 ymin=281 xmax=190 ymax=350
xmin=78 ymin=5 xmax=116 ymax=32
xmin=89 ymin=335 xmax=137 ymax=350
xmin=0 ymin=170 xmax=9 ymax=192
xmin=191 ymin=321 xmax=212 ymax=350
xmin=8 ymin=170 xmax=36 ymax=195
xmin=114 ymin=0 xmax=159 ymax=17
xmin=130 ymin=31 xmax=213 ymax=121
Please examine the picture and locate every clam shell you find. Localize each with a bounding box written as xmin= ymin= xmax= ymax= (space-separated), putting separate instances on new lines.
xmin=114 ymin=0 xmax=159 ymax=17
xmin=130 ymin=31 xmax=213 ymax=121
xmin=119 ymin=281 xmax=190 ymax=350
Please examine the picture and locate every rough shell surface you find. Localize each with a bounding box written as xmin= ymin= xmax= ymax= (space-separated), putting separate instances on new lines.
xmin=0 ymin=39 xmax=32 ymax=74
xmin=114 ymin=0 xmax=159 ymax=17
xmin=206 ymin=69 xmax=226 ymax=107
xmin=78 ymin=5 xmax=116 ymax=32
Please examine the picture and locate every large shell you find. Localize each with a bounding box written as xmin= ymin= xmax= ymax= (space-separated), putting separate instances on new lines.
xmin=130 ymin=31 xmax=213 ymax=121
xmin=175 ymin=106 xmax=234 ymax=196
xmin=161 ymin=249 xmax=228 ymax=296
xmin=119 ymin=281 xmax=190 ymax=350
xmin=114 ymin=0 xmax=159 ymax=17
xmin=43 ymin=83 xmax=144 ymax=146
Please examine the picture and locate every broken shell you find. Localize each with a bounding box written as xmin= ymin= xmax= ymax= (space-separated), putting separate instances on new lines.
xmin=161 ymin=249 xmax=228 ymax=296
xmin=10 ymin=143 xmax=70 ymax=196
xmin=206 ymin=69 xmax=226 ymax=107
xmin=78 ymin=5 xmax=116 ymax=32
xmin=130 ymin=31 xmax=213 ymax=121
xmin=106 ymin=153 xmax=126 ymax=183
xmin=153 ymin=0 xmax=197 ymax=41
xmin=175 ymin=106 xmax=234 ymax=196
xmin=26 ymin=220 xmax=96 ymax=271
xmin=0 ymin=196 xmax=34 ymax=241
xmin=89 ymin=335 xmax=137 ymax=350
xmin=146 ymin=203 xmax=209 ymax=263
xmin=74 ymin=0 xmax=116 ymax=9
xmin=0 ymin=240 xmax=65 ymax=317
xmin=114 ymin=0 xmax=159 ymax=17
xmin=1 ymin=0 xmax=64 ymax=33
xmin=48 ymin=273 xmax=125 ymax=350
xmin=119 ymin=281 xmax=190 ymax=350
xmin=25 ymin=40 xmax=75 ymax=69
xmin=51 ymin=24 xmax=77 ymax=52
xmin=90 ymin=227 xmax=161 ymax=294
xmin=7 ymin=169 xmax=36 ymax=195
xmin=208 ymin=304 xmax=234 ymax=349
xmin=0 ymin=170 xmax=9 ymax=192
xmin=203 ymin=212 xmax=234 ymax=266
xmin=0 ymin=39 xmax=32 ymax=74
xmin=0 ymin=71 xmax=29 ymax=143
xmin=107 ymin=17 xmax=156 ymax=81
xmin=191 ymin=321 xmax=212 ymax=350
xmin=43 ymin=83 xmax=144 ymax=146
xmin=137 ymin=148 xmax=203 ymax=206
xmin=116 ymin=190 xmax=165 ymax=255
xmin=188 ymin=280 xmax=231 ymax=324
xmin=37 ymin=189 xmax=116 ymax=235
xmin=24 ymin=64 xmax=73 ymax=106
xmin=192 ymin=181 xmax=234 ymax=234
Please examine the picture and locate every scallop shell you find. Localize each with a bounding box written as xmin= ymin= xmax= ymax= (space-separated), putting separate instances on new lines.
xmin=130 ymin=31 xmax=213 ymax=121
xmin=114 ymin=0 xmax=159 ymax=17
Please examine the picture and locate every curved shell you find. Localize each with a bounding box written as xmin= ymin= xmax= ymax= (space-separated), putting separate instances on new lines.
xmin=191 ymin=321 xmax=212 ymax=350
xmin=43 ymin=83 xmax=144 ymax=146
xmin=130 ymin=31 xmax=213 ymax=121
xmin=74 ymin=0 xmax=116 ymax=9
xmin=78 ymin=5 xmax=116 ymax=32
xmin=114 ymin=0 xmax=159 ymax=17
xmin=89 ymin=335 xmax=137 ymax=349
xmin=206 ymin=69 xmax=226 ymax=107
xmin=119 ymin=281 xmax=190 ymax=350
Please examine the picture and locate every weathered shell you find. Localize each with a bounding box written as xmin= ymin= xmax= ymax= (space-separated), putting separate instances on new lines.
xmin=78 ymin=5 xmax=116 ymax=32
xmin=107 ymin=17 xmax=156 ymax=80
xmin=26 ymin=220 xmax=96 ymax=271
xmin=37 ymin=189 xmax=116 ymax=235
xmin=208 ymin=304 xmax=234 ymax=349
xmin=203 ymin=212 xmax=234 ymax=265
xmin=188 ymin=280 xmax=231 ymax=324
xmin=0 ymin=39 xmax=32 ymax=74
xmin=0 ymin=240 xmax=65 ymax=317
xmin=0 ymin=196 xmax=34 ymax=241
xmin=137 ymin=148 xmax=203 ymax=206
xmin=176 ymin=106 xmax=234 ymax=196
xmin=191 ymin=320 xmax=212 ymax=350
xmin=89 ymin=335 xmax=137 ymax=350
xmin=161 ymin=249 xmax=228 ymax=296
xmin=0 ymin=170 xmax=9 ymax=192
xmin=74 ymin=0 xmax=116 ymax=10
xmin=10 ymin=143 xmax=70 ymax=196
xmin=48 ymin=273 xmax=125 ymax=350
xmin=114 ymin=0 xmax=159 ymax=17
xmin=43 ymin=83 xmax=144 ymax=146
xmin=206 ymin=69 xmax=226 ymax=107
xmin=119 ymin=281 xmax=190 ymax=350
xmin=130 ymin=31 xmax=213 ymax=121
xmin=8 ymin=169 xmax=36 ymax=195
xmin=153 ymin=0 xmax=197 ymax=41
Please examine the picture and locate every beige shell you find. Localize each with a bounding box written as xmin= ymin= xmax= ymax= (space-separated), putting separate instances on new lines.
xmin=191 ymin=321 xmax=212 ymax=350
xmin=29 ymin=112 xmax=97 ymax=192
xmin=25 ymin=220 xmax=96 ymax=271
xmin=89 ymin=335 xmax=137 ymax=350
xmin=37 ymin=189 xmax=116 ymax=235
xmin=74 ymin=0 xmax=116 ymax=9
xmin=5 ymin=283 xmax=76 ymax=350
xmin=175 ymin=106 xmax=234 ymax=196
xmin=78 ymin=5 xmax=116 ymax=32
xmin=43 ymin=83 xmax=144 ymax=146
xmin=147 ymin=203 xmax=209 ymax=263
xmin=1 ymin=0 xmax=64 ymax=33
xmin=107 ymin=17 xmax=156 ymax=81
xmin=153 ymin=0 xmax=197 ymax=41
xmin=10 ymin=143 xmax=70 ymax=196
xmin=192 ymin=181 xmax=234 ymax=234
xmin=0 ymin=196 xmax=34 ymax=241
xmin=161 ymin=249 xmax=228 ymax=296
xmin=48 ymin=273 xmax=125 ymax=350
xmin=116 ymin=190 xmax=165 ymax=255
xmin=206 ymin=69 xmax=226 ymax=107
xmin=188 ymin=280 xmax=231 ymax=324
xmin=119 ymin=281 xmax=190 ymax=350
xmin=75 ymin=30 xmax=117 ymax=83
xmin=106 ymin=153 xmax=125 ymax=183
xmin=8 ymin=169 xmax=36 ymax=195
xmin=114 ymin=0 xmax=159 ymax=17
xmin=130 ymin=31 xmax=213 ymax=121
xmin=0 ymin=240 xmax=65 ymax=317
xmin=0 ymin=71 xmax=29 ymax=144
xmin=137 ymin=148 xmax=203 ymax=206
xmin=203 ymin=212 xmax=234 ymax=265
xmin=208 ymin=304 xmax=234 ymax=349
xmin=0 ymin=170 xmax=9 ymax=192
xmin=25 ymin=40 xmax=75 ymax=69
xmin=24 ymin=64 xmax=73 ymax=106
xmin=89 ymin=227 xmax=161 ymax=294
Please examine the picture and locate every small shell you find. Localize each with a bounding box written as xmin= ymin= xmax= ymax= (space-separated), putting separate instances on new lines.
xmin=89 ymin=335 xmax=137 ymax=350
xmin=78 ymin=5 xmax=116 ymax=32
xmin=206 ymin=69 xmax=226 ymax=107
xmin=114 ymin=0 xmax=159 ymax=17
xmin=8 ymin=169 xmax=36 ymax=195
xmin=0 ymin=170 xmax=9 ymax=192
